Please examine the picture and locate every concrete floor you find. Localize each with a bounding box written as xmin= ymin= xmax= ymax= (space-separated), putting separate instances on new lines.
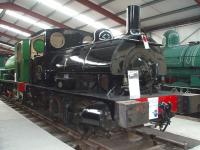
xmin=190 ymin=145 xmax=200 ymax=150
xmin=0 ymin=100 xmax=74 ymax=150
xmin=166 ymin=116 xmax=200 ymax=150
xmin=166 ymin=116 xmax=200 ymax=141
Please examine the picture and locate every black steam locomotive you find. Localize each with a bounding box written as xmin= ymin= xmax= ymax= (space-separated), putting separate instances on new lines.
xmin=31 ymin=5 xmax=166 ymax=96
xmin=1 ymin=5 xmax=175 ymax=131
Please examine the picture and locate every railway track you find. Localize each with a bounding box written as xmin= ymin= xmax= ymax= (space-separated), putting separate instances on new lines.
xmin=1 ymin=96 xmax=188 ymax=150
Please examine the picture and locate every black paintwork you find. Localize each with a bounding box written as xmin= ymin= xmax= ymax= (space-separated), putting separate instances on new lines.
xmin=27 ymin=5 xmax=167 ymax=124
xmin=126 ymin=5 xmax=140 ymax=34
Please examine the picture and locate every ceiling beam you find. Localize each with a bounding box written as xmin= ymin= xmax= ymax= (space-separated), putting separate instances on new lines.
xmin=110 ymin=4 xmax=199 ymax=30
xmin=0 ymin=2 xmax=69 ymax=29
xmin=114 ymin=0 xmax=166 ymax=16
xmin=142 ymin=5 xmax=199 ymax=22
xmin=143 ymin=15 xmax=200 ymax=32
xmin=0 ymin=40 xmax=14 ymax=47
xmin=0 ymin=46 xmax=14 ymax=53
xmin=0 ymin=53 xmax=14 ymax=56
xmin=0 ymin=31 xmax=20 ymax=41
xmin=0 ymin=9 xmax=6 ymax=18
xmin=0 ymin=51 xmax=13 ymax=55
xmin=195 ymin=0 xmax=200 ymax=6
xmin=76 ymin=0 xmax=165 ymax=29
xmin=62 ymin=0 xmax=115 ymax=25
xmin=0 ymin=49 xmax=14 ymax=53
xmin=76 ymin=0 xmax=126 ymax=25
xmin=0 ymin=19 xmax=33 ymax=34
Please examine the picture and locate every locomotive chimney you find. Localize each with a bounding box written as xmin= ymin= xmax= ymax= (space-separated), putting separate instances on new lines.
xmin=126 ymin=5 xmax=140 ymax=35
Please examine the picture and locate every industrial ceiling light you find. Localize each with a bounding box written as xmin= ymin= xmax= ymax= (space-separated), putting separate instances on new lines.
xmin=36 ymin=0 xmax=122 ymax=36
xmin=0 ymin=42 xmax=14 ymax=49
xmin=0 ymin=24 xmax=31 ymax=37
xmin=6 ymin=10 xmax=51 ymax=29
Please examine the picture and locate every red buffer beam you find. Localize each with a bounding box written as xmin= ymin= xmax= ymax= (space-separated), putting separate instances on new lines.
xmin=0 ymin=19 xmax=33 ymax=35
xmin=76 ymin=0 xmax=126 ymax=25
xmin=0 ymin=31 xmax=20 ymax=41
xmin=0 ymin=3 xmax=69 ymax=29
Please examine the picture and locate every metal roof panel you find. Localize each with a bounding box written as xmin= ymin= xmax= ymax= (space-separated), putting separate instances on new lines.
xmin=151 ymin=0 xmax=197 ymax=13
xmin=2 ymin=14 xmax=18 ymax=24
xmin=103 ymin=0 xmax=145 ymax=13
xmin=0 ymin=36 xmax=9 ymax=42
xmin=142 ymin=7 xmax=200 ymax=27
xmin=48 ymin=12 xmax=70 ymax=23
xmin=31 ymin=3 xmax=53 ymax=16
xmin=15 ymin=0 xmax=37 ymax=9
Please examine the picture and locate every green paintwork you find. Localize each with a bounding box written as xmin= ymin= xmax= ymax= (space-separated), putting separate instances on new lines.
xmin=33 ymin=39 xmax=45 ymax=53
xmin=190 ymin=75 xmax=200 ymax=87
xmin=0 ymin=55 xmax=15 ymax=80
xmin=163 ymin=30 xmax=200 ymax=87
xmin=0 ymin=56 xmax=8 ymax=69
xmin=16 ymin=39 xmax=30 ymax=82
xmin=0 ymin=69 xmax=10 ymax=79
xmin=163 ymin=30 xmax=180 ymax=48
xmin=5 ymin=55 xmax=16 ymax=69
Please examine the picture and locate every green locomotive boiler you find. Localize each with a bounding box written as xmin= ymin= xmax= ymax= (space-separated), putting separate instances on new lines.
xmin=163 ymin=30 xmax=200 ymax=88
xmin=0 ymin=55 xmax=15 ymax=80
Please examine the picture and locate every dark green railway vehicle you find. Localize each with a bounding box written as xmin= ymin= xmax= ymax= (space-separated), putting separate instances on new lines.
xmin=163 ymin=30 xmax=200 ymax=88
xmin=0 ymin=55 xmax=15 ymax=80
xmin=0 ymin=55 xmax=8 ymax=68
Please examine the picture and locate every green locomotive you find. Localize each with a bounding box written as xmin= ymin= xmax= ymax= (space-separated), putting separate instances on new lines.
xmin=163 ymin=30 xmax=200 ymax=88
xmin=0 ymin=55 xmax=15 ymax=80
xmin=0 ymin=39 xmax=30 ymax=82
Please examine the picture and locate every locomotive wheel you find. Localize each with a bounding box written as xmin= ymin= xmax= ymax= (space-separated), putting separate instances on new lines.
xmin=29 ymin=88 xmax=40 ymax=109
xmin=49 ymin=95 xmax=64 ymax=122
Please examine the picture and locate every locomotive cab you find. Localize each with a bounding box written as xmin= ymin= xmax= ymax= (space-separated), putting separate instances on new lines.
xmin=30 ymin=29 xmax=92 ymax=85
